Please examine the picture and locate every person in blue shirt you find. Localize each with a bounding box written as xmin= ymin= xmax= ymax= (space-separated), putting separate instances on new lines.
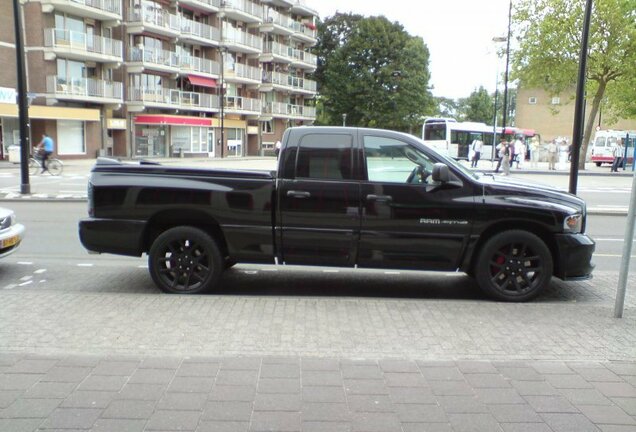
xmin=36 ymin=133 xmax=54 ymax=174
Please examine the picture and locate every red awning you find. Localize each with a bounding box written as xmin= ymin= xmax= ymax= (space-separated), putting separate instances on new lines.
xmin=134 ymin=115 xmax=212 ymax=126
xmin=187 ymin=75 xmax=218 ymax=88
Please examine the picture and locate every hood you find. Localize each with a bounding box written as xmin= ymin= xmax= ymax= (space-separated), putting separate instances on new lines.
xmin=475 ymin=174 xmax=586 ymax=213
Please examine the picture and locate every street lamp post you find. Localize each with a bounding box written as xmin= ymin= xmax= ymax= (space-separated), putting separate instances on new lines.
xmin=342 ymin=113 xmax=347 ymax=127
xmin=492 ymin=36 xmax=507 ymax=161
xmin=220 ymin=48 xmax=225 ymax=158
xmin=501 ymin=0 xmax=513 ymax=130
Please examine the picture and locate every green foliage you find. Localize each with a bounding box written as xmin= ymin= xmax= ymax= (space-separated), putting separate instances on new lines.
xmin=511 ymin=0 xmax=636 ymax=166
xmin=313 ymin=13 xmax=436 ymax=132
xmin=457 ymin=86 xmax=494 ymax=123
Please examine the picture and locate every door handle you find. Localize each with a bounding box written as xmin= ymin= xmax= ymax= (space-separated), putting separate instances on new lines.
xmin=287 ymin=190 xmax=311 ymax=199
xmin=366 ymin=194 xmax=393 ymax=203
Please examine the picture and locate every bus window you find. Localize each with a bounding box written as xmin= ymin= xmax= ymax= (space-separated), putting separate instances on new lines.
xmin=424 ymin=123 xmax=446 ymax=140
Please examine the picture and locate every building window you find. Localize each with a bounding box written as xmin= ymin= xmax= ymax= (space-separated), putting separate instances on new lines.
xmin=57 ymin=120 xmax=85 ymax=154
xmin=528 ymin=97 xmax=537 ymax=105
xmin=551 ymin=96 xmax=560 ymax=105
xmin=261 ymin=120 xmax=273 ymax=134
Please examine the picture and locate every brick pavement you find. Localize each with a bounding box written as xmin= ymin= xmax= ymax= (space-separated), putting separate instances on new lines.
xmin=0 ymin=263 xmax=634 ymax=431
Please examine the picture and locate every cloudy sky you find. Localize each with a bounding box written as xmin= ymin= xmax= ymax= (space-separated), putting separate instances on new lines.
xmin=311 ymin=0 xmax=512 ymax=100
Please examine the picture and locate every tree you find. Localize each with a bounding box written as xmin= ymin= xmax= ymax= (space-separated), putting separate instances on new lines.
xmin=512 ymin=0 xmax=636 ymax=168
xmin=457 ymin=86 xmax=494 ymax=123
xmin=314 ymin=14 xmax=436 ymax=132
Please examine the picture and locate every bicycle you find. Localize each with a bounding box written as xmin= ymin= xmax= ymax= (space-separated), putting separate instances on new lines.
xmin=29 ymin=153 xmax=63 ymax=176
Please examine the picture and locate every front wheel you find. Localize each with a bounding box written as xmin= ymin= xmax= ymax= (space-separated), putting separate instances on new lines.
xmin=29 ymin=158 xmax=39 ymax=176
xmin=474 ymin=230 xmax=553 ymax=302
xmin=595 ymin=162 xmax=602 ymax=167
xmin=148 ymin=226 xmax=224 ymax=294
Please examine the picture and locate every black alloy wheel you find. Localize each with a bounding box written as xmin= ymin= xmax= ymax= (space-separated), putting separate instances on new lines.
xmin=148 ymin=226 xmax=223 ymax=294
xmin=475 ymin=230 xmax=553 ymax=302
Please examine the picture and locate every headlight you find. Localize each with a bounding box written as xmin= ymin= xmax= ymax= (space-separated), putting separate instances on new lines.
xmin=564 ymin=213 xmax=583 ymax=233
xmin=0 ymin=213 xmax=15 ymax=230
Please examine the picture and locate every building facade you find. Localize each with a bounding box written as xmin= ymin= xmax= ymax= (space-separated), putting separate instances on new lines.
xmin=0 ymin=0 xmax=318 ymax=160
xmin=516 ymin=87 xmax=636 ymax=144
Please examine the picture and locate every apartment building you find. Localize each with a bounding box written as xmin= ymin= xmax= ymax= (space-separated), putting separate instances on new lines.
xmin=0 ymin=0 xmax=318 ymax=159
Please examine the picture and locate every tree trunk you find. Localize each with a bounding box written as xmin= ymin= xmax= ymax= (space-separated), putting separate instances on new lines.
xmin=579 ymin=80 xmax=607 ymax=169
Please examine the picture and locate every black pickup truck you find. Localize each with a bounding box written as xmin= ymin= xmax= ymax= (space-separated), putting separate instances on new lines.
xmin=79 ymin=127 xmax=594 ymax=301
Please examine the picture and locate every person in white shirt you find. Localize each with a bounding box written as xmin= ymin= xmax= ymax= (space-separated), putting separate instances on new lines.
xmin=513 ymin=136 xmax=525 ymax=169
xmin=470 ymin=138 xmax=483 ymax=168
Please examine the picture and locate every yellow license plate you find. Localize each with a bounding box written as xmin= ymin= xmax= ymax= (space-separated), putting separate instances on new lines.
xmin=2 ymin=235 xmax=19 ymax=248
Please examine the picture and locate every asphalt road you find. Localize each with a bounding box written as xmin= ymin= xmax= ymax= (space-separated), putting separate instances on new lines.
xmin=1 ymin=202 xmax=632 ymax=298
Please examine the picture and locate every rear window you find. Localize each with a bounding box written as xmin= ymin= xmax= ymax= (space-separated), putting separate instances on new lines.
xmin=594 ymin=137 xmax=606 ymax=147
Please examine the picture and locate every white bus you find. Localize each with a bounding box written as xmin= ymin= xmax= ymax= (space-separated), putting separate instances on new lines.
xmin=590 ymin=129 xmax=635 ymax=166
xmin=422 ymin=117 xmax=539 ymax=160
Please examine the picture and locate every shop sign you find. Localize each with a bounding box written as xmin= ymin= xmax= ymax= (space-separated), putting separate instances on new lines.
xmin=107 ymin=118 xmax=127 ymax=129
xmin=0 ymin=87 xmax=16 ymax=104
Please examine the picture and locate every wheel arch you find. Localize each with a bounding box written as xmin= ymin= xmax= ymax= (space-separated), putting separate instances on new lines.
xmin=142 ymin=209 xmax=229 ymax=257
xmin=467 ymin=221 xmax=559 ymax=276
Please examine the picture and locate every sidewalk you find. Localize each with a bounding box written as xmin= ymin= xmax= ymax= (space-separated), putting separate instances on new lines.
xmin=0 ymin=268 xmax=634 ymax=431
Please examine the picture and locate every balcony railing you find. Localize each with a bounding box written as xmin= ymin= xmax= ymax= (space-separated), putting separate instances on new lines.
xmin=225 ymin=63 xmax=261 ymax=81
xmin=180 ymin=55 xmax=221 ymax=76
xmin=264 ymin=101 xmax=315 ymax=118
xmin=127 ymin=47 xmax=179 ymax=68
xmin=287 ymin=75 xmax=317 ymax=93
xmin=262 ymin=71 xmax=292 ymax=88
xmin=180 ymin=17 xmax=220 ymax=44
xmin=224 ymin=96 xmax=261 ymax=113
xmin=263 ymin=8 xmax=294 ymax=32
xmin=290 ymin=20 xmax=317 ymax=40
xmin=222 ymin=25 xmax=262 ymax=51
xmin=262 ymin=41 xmax=293 ymax=61
xmin=44 ymin=28 xmax=123 ymax=59
xmin=221 ymin=0 xmax=264 ymax=20
xmin=127 ymin=8 xmax=180 ymax=33
xmin=179 ymin=0 xmax=221 ymax=11
xmin=67 ymin=0 xmax=121 ymax=15
xmin=47 ymin=75 xmax=123 ymax=101
xmin=290 ymin=48 xmax=317 ymax=67
xmin=128 ymin=87 xmax=220 ymax=111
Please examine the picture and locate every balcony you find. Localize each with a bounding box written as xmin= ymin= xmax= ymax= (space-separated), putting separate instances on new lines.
xmin=261 ymin=0 xmax=293 ymax=7
xmin=127 ymin=8 xmax=180 ymax=39
xmin=180 ymin=56 xmax=221 ymax=78
xmin=290 ymin=48 xmax=317 ymax=70
xmin=223 ymin=95 xmax=261 ymax=115
xmin=178 ymin=0 xmax=220 ymax=14
xmin=127 ymin=87 xmax=220 ymax=113
xmin=126 ymin=47 xmax=179 ymax=74
xmin=224 ymin=63 xmax=261 ymax=85
xmin=220 ymin=0 xmax=263 ymax=24
xmin=291 ymin=0 xmax=318 ymax=18
xmin=288 ymin=75 xmax=317 ymax=95
xmin=40 ymin=0 xmax=122 ymax=25
xmin=221 ymin=25 xmax=262 ymax=54
xmin=261 ymin=41 xmax=293 ymax=63
xmin=260 ymin=8 xmax=295 ymax=36
xmin=43 ymin=29 xmax=123 ymax=64
xmin=180 ymin=17 xmax=220 ymax=47
xmin=47 ymin=75 xmax=123 ymax=104
xmin=261 ymin=71 xmax=292 ymax=92
xmin=290 ymin=20 xmax=317 ymax=45
xmin=262 ymin=101 xmax=315 ymax=120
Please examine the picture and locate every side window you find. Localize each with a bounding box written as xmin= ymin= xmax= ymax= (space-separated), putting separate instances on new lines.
xmin=296 ymin=134 xmax=353 ymax=180
xmin=364 ymin=136 xmax=435 ymax=184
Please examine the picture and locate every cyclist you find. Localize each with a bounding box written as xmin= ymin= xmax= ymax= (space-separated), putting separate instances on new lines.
xmin=35 ymin=133 xmax=55 ymax=174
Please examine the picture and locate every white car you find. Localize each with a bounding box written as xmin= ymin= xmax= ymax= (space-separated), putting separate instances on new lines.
xmin=0 ymin=208 xmax=25 ymax=258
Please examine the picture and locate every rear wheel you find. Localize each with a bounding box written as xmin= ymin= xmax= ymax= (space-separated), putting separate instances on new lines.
xmin=48 ymin=159 xmax=63 ymax=176
xmin=595 ymin=162 xmax=602 ymax=167
xmin=148 ymin=226 xmax=223 ymax=294
xmin=475 ymin=230 xmax=553 ymax=302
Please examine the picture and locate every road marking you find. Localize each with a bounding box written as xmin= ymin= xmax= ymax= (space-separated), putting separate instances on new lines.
xmin=322 ymin=269 xmax=340 ymax=273
xmin=3 ymin=284 xmax=17 ymax=290
xmin=18 ymin=280 xmax=33 ymax=286
xmin=19 ymin=276 xmax=32 ymax=281
xmin=77 ymin=263 xmax=94 ymax=267
xmin=17 ymin=262 xmax=33 ymax=265
xmin=34 ymin=269 xmax=47 ymax=274
xmin=384 ymin=271 xmax=401 ymax=275
xmin=594 ymin=253 xmax=636 ymax=258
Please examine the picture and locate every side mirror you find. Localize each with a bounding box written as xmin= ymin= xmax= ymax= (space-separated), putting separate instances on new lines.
xmin=432 ymin=163 xmax=449 ymax=183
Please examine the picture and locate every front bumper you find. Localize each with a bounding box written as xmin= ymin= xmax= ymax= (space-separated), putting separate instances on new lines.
xmin=0 ymin=223 xmax=25 ymax=259
xmin=554 ymin=233 xmax=595 ymax=280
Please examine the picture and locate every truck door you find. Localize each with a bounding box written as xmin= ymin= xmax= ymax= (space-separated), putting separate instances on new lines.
xmin=278 ymin=131 xmax=361 ymax=266
xmin=358 ymin=132 xmax=474 ymax=271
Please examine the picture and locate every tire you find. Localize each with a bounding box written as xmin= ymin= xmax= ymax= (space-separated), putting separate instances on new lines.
xmin=148 ymin=226 xmax=224 ymax=294
xmin=29 ymin=158 xmax=39 ymax=176
xmin=48 ymin=159 xmax=63 ymax=176
xmin=474 ymin=230 xmax=553 ymax=302
xmin=595 ymin=162 xmax=601 ymax=167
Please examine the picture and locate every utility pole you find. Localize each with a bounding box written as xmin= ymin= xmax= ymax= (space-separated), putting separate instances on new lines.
xmin=501 ymin=0 xmax=512 ymax=130
xmin=13 ymin=0 xmax=30 ymax=194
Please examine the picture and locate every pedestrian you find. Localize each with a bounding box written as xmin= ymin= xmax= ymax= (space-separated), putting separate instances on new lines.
xmin=501 ymin=141 xmax=511 ymax=176
xmin=494 ymin=137 xmax=507 ymax=173
xmin=514 ymin=136 xmax=526 ymax=169
xmin=547 ymin=139 xmax=558 ymax=170
xmin=274 ymin=140 xmax=282 ymax=158
xmin=530 ymin=136 xmax=540 ymax=168
xmin=508 ymin=139 xmax=516 ymax=167
xmin=470 ymin=137 xmax=482 ymax=168
xmin=35 ymin=133 xmax=54 ymax=173
xmin=610 ymin=138 xmax=624 ymax=172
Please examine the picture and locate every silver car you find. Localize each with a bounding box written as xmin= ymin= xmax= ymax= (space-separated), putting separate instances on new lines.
xmin=0 ymin=208 xmax=25 ymax=258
